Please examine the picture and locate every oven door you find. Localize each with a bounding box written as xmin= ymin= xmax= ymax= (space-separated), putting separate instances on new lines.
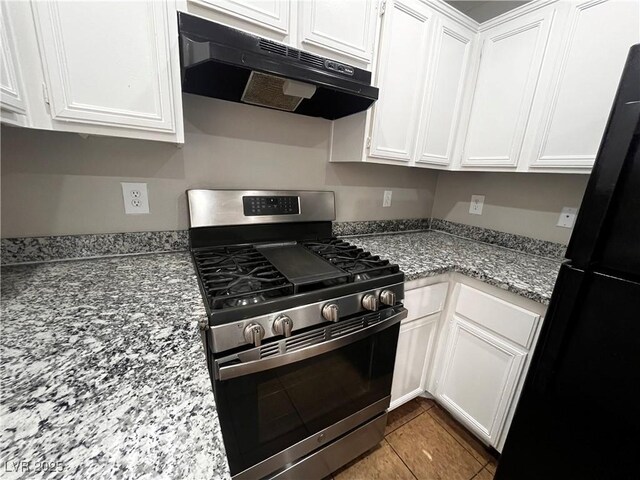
xmin=212 ymin=306 xmax=406 ymax=479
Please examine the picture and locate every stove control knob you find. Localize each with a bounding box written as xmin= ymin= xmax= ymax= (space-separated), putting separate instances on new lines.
xmin=379 ymin=290 xmax=397 ymax=306
xmin=362 ymin=293 xmax=379 ymax=311
xmin=244 ymin=323 xmax=265 ymax=347
xmin=322 ymin=303 xmax=340 ymax=322
xmin=272 ymin=315 xmax=293 ymax=338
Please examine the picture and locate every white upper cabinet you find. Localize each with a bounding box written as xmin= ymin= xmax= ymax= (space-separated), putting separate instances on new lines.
xmin=527 ymin=0 xmax=640 ymax=170
xmin=368 ymin=0 xmax=433 ymax=162
xmin=461 ymin=6 xmax=555 ymax=168
xmin=416 ymin=15 xmax=475 ymax=167
xmin=186 ymin=0 xmax=377 ymax=68
xmin=32 ymin=1 xmax=183 ymax=142
xmin=0 ymin=2 xmax=28 ymax=126
xmin=188 ymin=0 xmax=291 ymax=42
xmin=298 ymin=0 xmax=378 ymax=65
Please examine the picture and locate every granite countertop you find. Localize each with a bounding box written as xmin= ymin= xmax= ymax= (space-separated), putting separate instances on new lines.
xmin=0 ymin=230 xmax=561 ymax=479
xmin=0 ymin=252 xmax=230 ymax=480
xmin=348 ymin=230 xmax=562 ymax=304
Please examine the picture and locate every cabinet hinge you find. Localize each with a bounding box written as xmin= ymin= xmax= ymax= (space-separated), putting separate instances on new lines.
xmin=42 ymin=83 xmax=50 ymax=105
xmin=379 ymin=0 xmax=386 ymax=16
xmin=366 ymin=136 xmax=372 ymax=148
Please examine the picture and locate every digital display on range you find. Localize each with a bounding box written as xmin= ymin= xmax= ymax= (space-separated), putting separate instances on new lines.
xmin=243 ymin=196 xmax=299 ymax=216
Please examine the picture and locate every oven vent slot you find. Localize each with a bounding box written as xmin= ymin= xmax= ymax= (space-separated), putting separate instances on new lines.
xmin=256 ymin=311 xmax=388 ymax=359
xmin=285 ymin=330 xmax=326 ymax=353
xmin=259 ymin=343 xmax=280 ymax=359
xmin=331 ymin=319 xmax=366 ymax=337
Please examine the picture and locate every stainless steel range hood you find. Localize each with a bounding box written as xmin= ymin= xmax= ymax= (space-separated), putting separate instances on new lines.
xmin=178 ymin=12 xmax=379 ymax=120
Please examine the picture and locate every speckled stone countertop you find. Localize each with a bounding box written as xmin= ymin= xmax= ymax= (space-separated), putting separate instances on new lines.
xmin=348 ymin=231 xmax=562 ymax=304
xmin=0 ymin=253 xmax=230 ymax=480
xmin=0 ymin=230 xmax=560 ymax=479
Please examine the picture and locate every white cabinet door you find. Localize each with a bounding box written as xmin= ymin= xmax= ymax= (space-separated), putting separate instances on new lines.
xmin=298 ymin=0 xmax=377 ymax=65
xmin=435 ymin=315 xmax=526 ymax=446
xmin=416 ymin=16 xmax=474 ymax=167
xmin=32 ymin=1 xmax=182 ymax=140
xmin=528 ymin=0 xmax=640 ymax=170
xmin=0 ymin=2 xmax=28 ymax=125
xmin=390 ymin=312 xmax=440 ymax=409
xmin=368 ymin=0 xmax=433 ymax=163
xmin=461 ymin=7 xmax=554 ymax=168
xmin=189 ymin=0 xmax=290 ymax=39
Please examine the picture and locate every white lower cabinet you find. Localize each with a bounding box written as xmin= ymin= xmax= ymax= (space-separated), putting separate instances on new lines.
xmin=391 ymin=312 xmax=440 ymax=408
xmin=390 ymin=281 xmax=448 ymax=409
xmin=435 ymin=315 xmax=526 ymax=447
xmin=391 ymin=277 xmax=545 ymax=452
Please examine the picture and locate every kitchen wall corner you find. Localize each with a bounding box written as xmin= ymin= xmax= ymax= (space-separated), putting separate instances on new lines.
xmin=431 ymin=171 xmax=589 ymax=244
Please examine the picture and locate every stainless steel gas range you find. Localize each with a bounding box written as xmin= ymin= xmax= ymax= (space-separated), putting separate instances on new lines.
xmin=187 ymin=189 xmax=407 ymax=480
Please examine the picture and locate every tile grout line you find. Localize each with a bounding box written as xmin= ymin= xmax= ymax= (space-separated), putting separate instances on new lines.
xmin=384 ymin=404 xmax=426 ymax=436
xmin=383 ymin=437 xmax=420 ymax=480
xmin=426 ymin=408 xmax=489 ymax=474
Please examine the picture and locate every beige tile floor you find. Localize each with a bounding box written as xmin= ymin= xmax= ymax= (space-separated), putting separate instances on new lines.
xmin=331 ymin=397 xmax=499 ymax=480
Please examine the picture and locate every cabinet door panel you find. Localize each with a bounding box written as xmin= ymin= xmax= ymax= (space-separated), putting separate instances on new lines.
xmin=417 ymin=18 xmax=474 ymax=166
xmin=0 ymin=2 xmax=28 ymax=121
xmin=530 ymin=0 xmax=640 ymax=169
xmin=299 ymin=0 xmax=376 ymax=64
xmin=190 ymin=0 xmax=289 ymax=36
xmin=33 ymin=1 xmax=177 ymax=133
xmin=436 ymin=316 xmax=526 ymax=445
xmin=462 ymin=10 xmax=553 ymax=167
xmin=369 ymin=0 xmax=432 ymax=162
xmin=390 ymin=313 xmax=439 ymax=408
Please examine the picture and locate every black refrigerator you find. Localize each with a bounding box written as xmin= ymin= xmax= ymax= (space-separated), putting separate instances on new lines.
xmin=495 ymin=44 xmax=640 ymax=480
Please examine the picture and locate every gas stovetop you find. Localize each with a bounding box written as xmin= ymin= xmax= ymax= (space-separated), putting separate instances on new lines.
xmin=192 ymin=236 xmax=401 ymax=324
xmin=187 ymin=189 xmax=405 ymax=352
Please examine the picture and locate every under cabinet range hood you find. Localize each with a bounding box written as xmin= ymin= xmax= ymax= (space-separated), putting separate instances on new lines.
xmin=177 ymin=12 xmax=379 ymax=120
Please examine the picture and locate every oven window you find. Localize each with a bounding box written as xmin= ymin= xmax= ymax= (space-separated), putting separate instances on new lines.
xmin=214 ymin=322 xmax=400 ymax=476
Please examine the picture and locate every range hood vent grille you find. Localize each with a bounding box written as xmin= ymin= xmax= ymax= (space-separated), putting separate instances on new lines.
xmin=300 ymin=52 xmax=324 ymax=69
xmin=258 ymin=39 xmax=325 ymax=69
xmin=258 ymin=38 xmax=288 ymax=57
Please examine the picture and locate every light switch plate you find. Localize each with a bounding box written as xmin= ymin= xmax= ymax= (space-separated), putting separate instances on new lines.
xmin=557 ymin=207 xmax=577 ymax=228
xmin=383 ymin=190 xmax=392 ymax=208
xmin=121 ymin=182 xmax=150 ymax=214
xmin=469 ymin=195 xmax=485 ymax=215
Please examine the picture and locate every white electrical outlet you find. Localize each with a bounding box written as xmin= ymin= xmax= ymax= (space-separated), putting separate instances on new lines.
xmin=557 ymin=207 xmax=577 ymax=228
xmin=469 ymin=195 xmax=485 ymax=215
xmin=383 ymin=190 xmax=392 ymax=208
xmin=121 ymin=182 xmax=150 ymax=214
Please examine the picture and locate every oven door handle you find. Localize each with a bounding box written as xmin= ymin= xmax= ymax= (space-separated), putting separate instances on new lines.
xmin=215 ymin=307 xmax=407 ymax=381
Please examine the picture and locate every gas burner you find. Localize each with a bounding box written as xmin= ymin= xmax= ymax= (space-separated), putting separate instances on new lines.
xmin=222 ymin=277 xmax=267 ymax=307
xmin=303 ymin=238 xmax=400 ymax=281
xmin=192 ymin=246 xmax=293 ymax=311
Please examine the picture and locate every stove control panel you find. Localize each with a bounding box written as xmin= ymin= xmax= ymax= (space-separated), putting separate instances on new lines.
xmin=243 ymin=196 xmax=300 ymax=216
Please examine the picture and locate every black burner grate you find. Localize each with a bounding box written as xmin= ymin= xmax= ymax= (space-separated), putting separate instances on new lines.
xmin=192 ymin=245 xmax=293 ymax=310
xmin=302 ymin=238 xmax=400 ymax=281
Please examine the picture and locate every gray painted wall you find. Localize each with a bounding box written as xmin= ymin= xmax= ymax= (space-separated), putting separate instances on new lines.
xmin=446 ymin=1 xmax=530 ymax=23
xmin=1 ymin=95 xmax=438 ymax=237
xmin=1 ymin=95 xmax=590 ymax=243
xmin=432 ymin=171 xmax=589 ymax=244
